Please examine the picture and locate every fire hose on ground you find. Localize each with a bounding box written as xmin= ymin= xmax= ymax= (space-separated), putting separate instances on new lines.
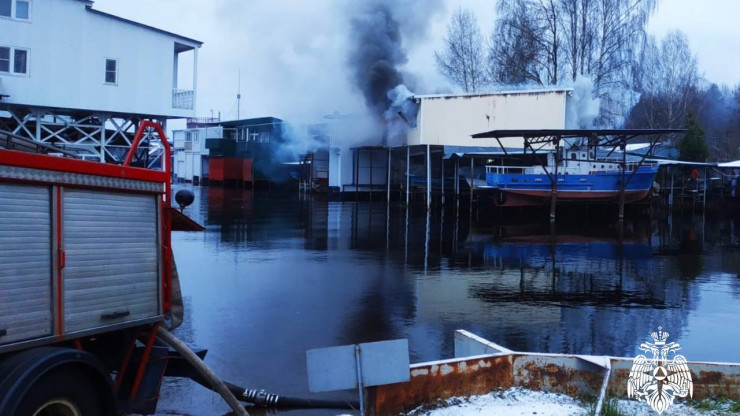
xmin=156 ymin=327 xmax=359 ymax=412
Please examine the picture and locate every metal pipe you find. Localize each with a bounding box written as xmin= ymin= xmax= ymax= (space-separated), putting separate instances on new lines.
xmin=156 ymin=327 xmax=249 ymax=416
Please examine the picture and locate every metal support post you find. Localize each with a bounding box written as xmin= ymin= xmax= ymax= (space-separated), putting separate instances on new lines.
xmin=354 ymin=149 xmax=359 ymax=202
xmin=369 ymin=149 xmax=374 ymax=201
xmin=550 ymin=138 xmax=559 ymax=221
xmin=669 ymin=169 xmax=674 ymax=207
xmin=405 ymin=146 xmax=410 ymax=206
xmin=469 ymin=157 xmax=474 ymax=216
xmin=355 ymin=346 xmax=365 ymax=416
xmin=454 ymin=157 xmax=459 ymax=215
xmin=387 ymin=148 xmax=391 ymax=204
xmin=618 ymin=138 xmax=627 ymax=220
xmin=426 ymin=145 xmax=431 ymax=210
xmin=703 ymin=167 xmax=707 ymax=210
xmin=441 ymin=152 xmax=445 ymax=205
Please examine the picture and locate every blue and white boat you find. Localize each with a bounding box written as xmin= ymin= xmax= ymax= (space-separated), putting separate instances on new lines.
xmin=485 ymin=149 xmax=659 ymax=207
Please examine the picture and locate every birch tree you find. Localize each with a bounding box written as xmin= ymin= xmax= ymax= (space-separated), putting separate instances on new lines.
xmin=435 ymin=8 xmax=488 ymax=92
xmin=489 ymin=0 xmax=658 ymax=125
xmin=630 ymin=31 xmax=700 ymax=129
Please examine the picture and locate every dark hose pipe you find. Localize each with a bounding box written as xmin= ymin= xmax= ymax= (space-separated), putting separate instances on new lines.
xmin=187 ymin=373 xmax=359 ymax=410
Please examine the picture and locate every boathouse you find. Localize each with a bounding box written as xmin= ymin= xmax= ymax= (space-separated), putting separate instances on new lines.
xmin=0 ymin=0 xmax=202 ymax=162
xmin=303 ymin=89 xmax=572 ymax=200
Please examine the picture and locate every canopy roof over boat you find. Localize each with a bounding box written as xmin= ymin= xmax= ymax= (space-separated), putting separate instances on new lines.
xmin=472 ymin=129 xmax=686 ymax=140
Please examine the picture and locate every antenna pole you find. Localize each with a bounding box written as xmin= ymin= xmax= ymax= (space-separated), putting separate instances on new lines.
xmin=237 ymin=69 xmax=242 ymax=119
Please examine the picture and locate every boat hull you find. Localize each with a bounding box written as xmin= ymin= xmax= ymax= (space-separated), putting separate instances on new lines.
xmin=486 ymin=166 xmax=657 ymax=207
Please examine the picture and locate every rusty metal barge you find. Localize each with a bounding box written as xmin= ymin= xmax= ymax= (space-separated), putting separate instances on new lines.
xmin=363 ymin=330 xmax=740 ymax=415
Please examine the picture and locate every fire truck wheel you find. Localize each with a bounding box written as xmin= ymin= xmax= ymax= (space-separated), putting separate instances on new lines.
xmin=15 ymin=368 xmax=104 ymax=416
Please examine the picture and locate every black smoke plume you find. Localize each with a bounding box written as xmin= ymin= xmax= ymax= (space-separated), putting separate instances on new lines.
xmin=346 ymin=0 xmax=444 ymax=127
xmin=348 ymin=3 xmax=408 ymax=119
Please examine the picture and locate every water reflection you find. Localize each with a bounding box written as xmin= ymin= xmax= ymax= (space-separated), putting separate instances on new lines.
xmin=158 ymin=186 xmax=740 ymax=416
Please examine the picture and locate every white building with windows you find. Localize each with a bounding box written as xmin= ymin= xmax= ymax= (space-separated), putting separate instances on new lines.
xmin=0 ymin=0 xmax=202 ymax=161
xmin=172 ymin=123 xmax=222 ymax=184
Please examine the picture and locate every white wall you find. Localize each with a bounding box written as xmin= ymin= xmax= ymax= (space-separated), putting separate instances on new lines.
xmin=0 ymin=0 xmax=199 ymax=117
xmin=409 ymin=90 xmax=570 ymax=149
xmin=172 ymin=126 xmax=218 ymax=181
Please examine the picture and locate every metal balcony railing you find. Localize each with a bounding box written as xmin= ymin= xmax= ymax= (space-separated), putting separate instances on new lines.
xmin=172 ymin=89 xmax=194 ymax=110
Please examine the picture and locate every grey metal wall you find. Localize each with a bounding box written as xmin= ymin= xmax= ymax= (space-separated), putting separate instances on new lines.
xmin=63 ymin=190 xmax=159 ymax=333
xmin=0 ymin=183 xmax=53 ymax=344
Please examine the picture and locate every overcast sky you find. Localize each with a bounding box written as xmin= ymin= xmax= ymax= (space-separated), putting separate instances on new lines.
xmin=94 ymin=0 xmax=739 ymax=125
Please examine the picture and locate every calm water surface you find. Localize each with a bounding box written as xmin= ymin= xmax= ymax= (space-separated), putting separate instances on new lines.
xmin=154 ymin=186 xmax=740 ymax=416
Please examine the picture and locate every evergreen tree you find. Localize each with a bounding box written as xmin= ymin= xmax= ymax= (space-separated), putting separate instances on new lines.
xmin=678 ymin=114 xmax=708 ymax=162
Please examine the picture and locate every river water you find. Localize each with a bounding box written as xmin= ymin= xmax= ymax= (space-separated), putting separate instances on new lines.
xmin=154 ymin=186 xmax=740 ymax=416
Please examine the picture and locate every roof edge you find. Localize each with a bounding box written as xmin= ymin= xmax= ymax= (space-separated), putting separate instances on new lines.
xmin=414 ymin=88 xmax=573 ymax=100
xmin=85 ymin=6 xmax=203 ymax=47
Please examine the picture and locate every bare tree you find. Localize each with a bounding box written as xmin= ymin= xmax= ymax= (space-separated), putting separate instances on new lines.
xmin=488 ymin=1 xmax=545 ymax=85
xmin=489 ymin=0 xmax=658 ymax=125
xmin=631 ymin=31 xmax=700 ymax=129
xmin=490 ymin=0 xmax=562 ymax=86
xmin=435 ymin=8 xmax=488 ymax=92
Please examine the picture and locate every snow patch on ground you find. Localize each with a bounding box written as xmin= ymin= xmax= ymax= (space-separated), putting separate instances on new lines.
xmin=614 ymin=398 xmax=736 ymax=415
xmin=404 ymin=387 xmax=589 ymax=416
xmin=336 ymin=390 xmax=739 ymax=416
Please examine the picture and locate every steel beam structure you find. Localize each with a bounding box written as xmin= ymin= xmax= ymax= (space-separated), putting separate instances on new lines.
xmin=0 ymin=104 xmax=166 ymax=164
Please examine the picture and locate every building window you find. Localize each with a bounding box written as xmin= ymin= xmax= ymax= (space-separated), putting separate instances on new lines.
xmin=15 ymin=0 xmax=28 ymax=19
xmin=13 ymin=49 xmax=26 ymax=73
xmin=0 ymin=0 xmax=10 ymax=17
xmin=185 ymin=131 xmax=199 ymax=143
xmin=105 ymin=58 xmax=117 ymax=84
xmin=0 ymin=46 xmax=28 ymax=74
xmin=0 ymin=47 xmax=9 ymax=72
xmin=0 ymin=0 xmax=30 ymax=19
xmin=236 ymin=128 xmax=247 ymax=142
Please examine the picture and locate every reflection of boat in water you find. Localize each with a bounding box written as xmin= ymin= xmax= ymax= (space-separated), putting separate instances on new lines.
xmin=475 ymin=222 xmax=652 ymax=260
xmin=485 ymin=238 xmax=652 ymax=264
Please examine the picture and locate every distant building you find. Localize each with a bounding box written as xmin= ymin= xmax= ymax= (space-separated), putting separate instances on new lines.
xmin=172 ymin=117 xmax=287 ymax=186
xmin=306 ymin=89 xmax=572 ymax=195
xmin=0 ymin=0 xmax=202 ymax=161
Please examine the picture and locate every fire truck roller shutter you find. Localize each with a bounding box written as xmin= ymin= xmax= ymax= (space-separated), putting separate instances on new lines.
xmin=62 ymin=189 xmax=160 ymax=333
xmin=0 ymin=183 xmax=53 ymax=345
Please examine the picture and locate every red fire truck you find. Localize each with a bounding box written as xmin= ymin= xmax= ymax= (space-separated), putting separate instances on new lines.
xmin=0 ymin=121 xmax=201 ymax=415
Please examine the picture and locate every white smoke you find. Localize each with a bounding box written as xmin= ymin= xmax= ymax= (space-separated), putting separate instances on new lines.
xmin=565 ymin=75 xmax=601 ymax=129
xmin=384 ymin=84 xmax=418 ymax=146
